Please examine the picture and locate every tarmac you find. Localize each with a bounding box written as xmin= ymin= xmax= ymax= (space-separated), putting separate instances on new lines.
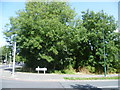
xmin=0 ymin=64 xmax=119 ymax=82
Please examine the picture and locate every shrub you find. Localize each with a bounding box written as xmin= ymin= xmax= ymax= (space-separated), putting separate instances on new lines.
xmin=53 ymin=70 xmax=62 ymax=74
xmin=62 ymin=69 xmax=75 ymax=74
xmin=107 ymin=67 xmax=117 ymax=74
xmin=62 ymin=65 xmax=75 ymax=74
xmin=86 ymin=66 xmax=95 ymax=73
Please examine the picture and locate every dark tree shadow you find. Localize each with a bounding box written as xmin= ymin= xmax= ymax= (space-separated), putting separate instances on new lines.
xmin=70 ymin=84 xmax=102 ymax=90
xmin=3 ymin=66 xmax=23 ymax=72
xmin=4 ymin=68 xmax=12 ymax=72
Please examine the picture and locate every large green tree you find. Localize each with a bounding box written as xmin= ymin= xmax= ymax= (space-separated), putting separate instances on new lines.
xmin=79 ymin=10 xmax=119 ymax=73
xmin=4 ymin=0 xmax=76 ymax=70
xmin=4 ymin=1 xmax=119 ymax=73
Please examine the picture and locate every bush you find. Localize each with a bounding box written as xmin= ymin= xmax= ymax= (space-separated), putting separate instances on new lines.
xmin=86 ymin=66 xmax=95 ymax=73
xmin=62 ymin=65 xmax=75 ymax=74
xmin=62 ymin=69 xmax=75 ymax=74
xmin=52 ymin=65 xmax=75 ymax=74
xmin=107 ymin=67 xmax=117 ymax=74
xmin=53 ymin=70 xmax=62 ymax=74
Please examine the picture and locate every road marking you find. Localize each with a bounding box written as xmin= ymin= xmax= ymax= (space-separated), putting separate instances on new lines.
xmin=98 ymin=86 xmax=119 ymax=88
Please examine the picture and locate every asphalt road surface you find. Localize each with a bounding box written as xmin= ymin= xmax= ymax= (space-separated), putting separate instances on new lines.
xmin=1 ymin=78 xmax=119 ymax=89
xmin=0 ymin=65 xmax=119 ymax=90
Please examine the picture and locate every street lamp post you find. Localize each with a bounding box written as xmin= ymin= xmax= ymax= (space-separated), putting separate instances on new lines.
xmin=103 ymin=29 xmax=106 ymax=77
xmin=12 ymin=42 xmax=16 ymax=76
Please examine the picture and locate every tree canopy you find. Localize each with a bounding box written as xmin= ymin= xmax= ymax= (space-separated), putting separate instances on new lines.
xmin=3 ymin=0 xmax=119 ymax=73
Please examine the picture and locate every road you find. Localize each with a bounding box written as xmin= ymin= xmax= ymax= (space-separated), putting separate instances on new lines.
xmin=0 ymin=65 xmax=119 ymax=90
xmin=0 ymin=65 xmax=9 ymax=69
xmin=1 ymin=78 xmax=119 ymax=89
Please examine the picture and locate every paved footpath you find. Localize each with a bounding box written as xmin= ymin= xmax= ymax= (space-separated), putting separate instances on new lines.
xmin=0 ymin=65 xmax=119 ymax=81
xmin=0 ymin=65 xmax=2 ymax=90
xmin=0 ymin=65 xmax=119 ymax=89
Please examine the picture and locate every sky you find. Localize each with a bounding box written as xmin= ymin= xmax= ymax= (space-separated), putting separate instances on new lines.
xmin=0 ymin=0 xmax=119 ymax=47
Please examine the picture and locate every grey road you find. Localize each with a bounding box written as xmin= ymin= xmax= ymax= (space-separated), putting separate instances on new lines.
xmin=0 ymin=65 xmax=119 ymax=90
xmin=1 ymin=78 xmax=119 ymax=89
xmin=0 ymin=65 xmax=9 ymax=69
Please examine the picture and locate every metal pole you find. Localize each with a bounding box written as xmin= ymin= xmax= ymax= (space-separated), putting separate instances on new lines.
xmin=12 ymin=42 xmax=16 ymax=76
xmin=103 ymin=30 xmax=106 ymax=77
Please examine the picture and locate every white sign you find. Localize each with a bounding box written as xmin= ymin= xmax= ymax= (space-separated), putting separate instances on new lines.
xmin=35 ymin=66 xmax=47 ymax=74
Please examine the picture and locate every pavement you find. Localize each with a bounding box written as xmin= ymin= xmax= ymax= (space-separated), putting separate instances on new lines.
xmin=0 ymin=64 xmax=119 ymax=89
xmin=0 ymin=64 xmax=119 ymax=82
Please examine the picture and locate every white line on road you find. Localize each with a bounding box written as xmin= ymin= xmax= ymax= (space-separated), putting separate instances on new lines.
xmin=98 ymin=86 xmax=119 ymax=88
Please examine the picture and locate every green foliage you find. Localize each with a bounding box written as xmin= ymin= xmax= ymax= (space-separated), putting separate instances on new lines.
xmin=52 ymin=70 xmax=62 ymax=74
xmin=39 ymin=54 xmax=54 ymax=62
xmin=62 ymin=68 xmax=75 ymax=74
xmin=62 ymin=65 xmax=75 ymax=74
xmin=0 ymin=46 xmax=11 ymax=56
xmin=3 ymin=1 xmax=119 ymax=74
xmin=86 ymin=66 xmax=95 ymax=73
xmin=79 ymin=10 xmax=118 ymax=73
xmin=52 ymin=65 xmax=75 ymax=74
xmin=0 ymin=46 xmax=11 ymax=63
xmin=15 ymin=55 xmax=26 ymax=62
xmin=64 ymin=76 xmax=120 ymax=80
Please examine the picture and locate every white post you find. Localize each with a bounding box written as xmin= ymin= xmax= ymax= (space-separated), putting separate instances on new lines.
xmin=12 ymin=42 xmax=16 ymax=76
xmin=38 ymin=66 xmax=39 ymax=74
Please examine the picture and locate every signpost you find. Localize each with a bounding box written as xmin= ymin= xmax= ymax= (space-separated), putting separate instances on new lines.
xmin=36 ymin=66 xmax=47 ymax=74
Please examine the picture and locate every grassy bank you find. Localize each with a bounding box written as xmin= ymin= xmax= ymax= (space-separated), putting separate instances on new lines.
xmin=64 ymin=76 xmax=120 ymax=80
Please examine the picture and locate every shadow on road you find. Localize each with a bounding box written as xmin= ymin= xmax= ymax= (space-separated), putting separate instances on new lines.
xmin=71 ymin=84 xmax=102 ymax=90
xmin=4 ymin=69 xmax=12 ymax=72
xmin=3 ymin=66 xmax=23 ymax=72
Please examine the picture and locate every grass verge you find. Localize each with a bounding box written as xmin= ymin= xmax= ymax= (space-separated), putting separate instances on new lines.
xmin=64 ymin=76 xmax=120 ymax=80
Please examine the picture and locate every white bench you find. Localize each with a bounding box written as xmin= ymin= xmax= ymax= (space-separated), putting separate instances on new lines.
xmin=35 ymin=66 xmax=47 ymax=74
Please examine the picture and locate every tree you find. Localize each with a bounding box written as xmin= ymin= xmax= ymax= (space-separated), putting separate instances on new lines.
xmin=80 ymin=10 xmax=118 ymax=73
xmin=0 ymin=46 xmax=11 ymax=63
xmin=4 ymin=0 xmax=76 ymax=70
xmin=4 ymin=1 xmax=119 ymax=73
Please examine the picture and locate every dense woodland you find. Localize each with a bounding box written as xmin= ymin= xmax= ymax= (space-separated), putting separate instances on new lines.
xmin=1 ymin=1 xmax=120 ymax=74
